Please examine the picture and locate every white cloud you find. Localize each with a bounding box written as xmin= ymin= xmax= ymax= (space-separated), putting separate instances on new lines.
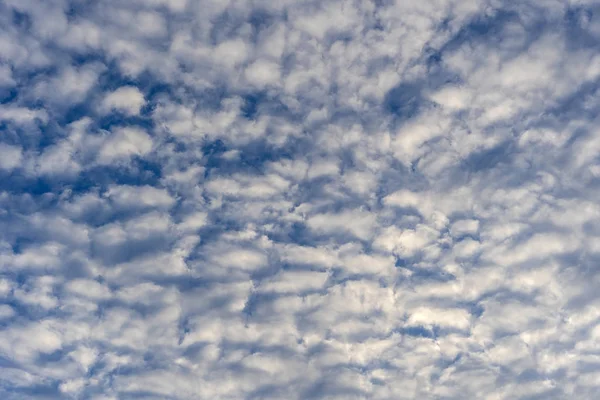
xmin=0 ymin=143 xmax=23 ymax=171
xmin=260 ymin=270 xmax=329 ymax=294
xmin=245 ymin=59 xmax=281 ymax=88
xmin=214 ymin=39 xmax=250 ymax=70
xmin=307 ymin=209 xmax=377 ymax=240
xmin=0 ymin=305 xmax=15 ymax=319
xmin=65 ymin=279 xmax=111 ymax=300
xmin=373 ymin=224 xmax=439 ymax=257
xmin=0 ymin=64 xmax=15 ymax=87
xmin=33 ymin=63 xmax=104 ymax=106
xmin=279 ymin=244 xmax=339 ymax=269
xmin=307 ymin=159 xmax=340 ymax=179
xmin=0 ymin=105 xmax=48 ymax=125
xmin=106 ymin=184 xmax=175 ymax=209
xmin=177 ymin=211 xmax=208 ymax=232
xmin=406 ymin=306 xmax=471 ymax=331
xmin=213 ymin=247 xmax=268 ymax=272
xmin=450 ymin=219 xmax=479 ymax=237
xmin=429 ymin=85 xmax=471 ymax=110
xmin=97 ymin=127 xmax=153 ymax=164
xmin=0 ymin=320 xmax=63 ymax=362
xmin=339 ymin=251 xmax=395 ymax=276
xmin=100 ymin=86 xmax=146 ymax=116
xmin=205 ymin=173 xmax=290 ymax=199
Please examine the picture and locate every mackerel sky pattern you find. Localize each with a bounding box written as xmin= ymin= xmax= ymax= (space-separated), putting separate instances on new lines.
xmin=1 ymin=0 xmax=600 ymax=399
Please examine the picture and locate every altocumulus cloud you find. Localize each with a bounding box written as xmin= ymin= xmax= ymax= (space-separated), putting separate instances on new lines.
xmin=1 ymin=0 xmax=600 ymax=398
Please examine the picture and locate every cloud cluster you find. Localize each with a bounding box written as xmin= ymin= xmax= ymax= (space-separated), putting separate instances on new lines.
xmin=1 ymin=0 xmax=600 ymax=398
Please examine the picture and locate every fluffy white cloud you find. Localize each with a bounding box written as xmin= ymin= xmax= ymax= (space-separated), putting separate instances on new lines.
xmin=97 ymin=127 xmax=153 ymax=164
xmin=106 ymin=184 xmax=176 ymax=209
xmin=244 ymin=59 xmax=281 ymax=88
xmin=0 ymin=143 xmax=23 ymax=171
xmin=100 ymin=86 xmax=146 ymax=116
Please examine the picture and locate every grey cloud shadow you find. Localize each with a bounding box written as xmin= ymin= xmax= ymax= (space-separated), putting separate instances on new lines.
xmin=91 ymin=234 xmax=176 ymax=265
xmin=301 ymin=376 xmax=369 ymax=400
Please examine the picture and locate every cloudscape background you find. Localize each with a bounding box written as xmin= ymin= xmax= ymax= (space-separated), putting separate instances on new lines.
xmin=1 ymin=0 xmax=600 ymax=398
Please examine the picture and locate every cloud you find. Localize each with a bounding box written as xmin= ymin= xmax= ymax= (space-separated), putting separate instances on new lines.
xmin=244 ymin=59 xmax=282 ymax=88
xmin=307 ymin=209 xmax=378 ymax=241
xmin=97 ymin=127 xmax=154 ymax=164
xmin=99 ymin=86 xmax=146 ymax=116
xmin=0 ymin=144 xmax=23 ymax=171
xmin=1 ymin=0 xmax=600 ymax=398
xmin=106 ymin=184 xmax=176 ymax=209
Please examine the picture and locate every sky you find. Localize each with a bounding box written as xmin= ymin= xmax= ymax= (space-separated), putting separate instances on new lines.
xmin=1 ymin=0 xmax=600 ymax=398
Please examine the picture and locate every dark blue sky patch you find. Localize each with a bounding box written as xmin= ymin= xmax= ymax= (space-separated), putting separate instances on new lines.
xmin=466 ymin=302 xmax=485 ymax=318
xmin=383 ymin=81 xmax=426 ymax=122
xmin=78 ymin=158 xmax=163 ymax=189
xmin=0 ymin=382 xmax=62 ymax=398
xmin=58 ymin=104 xmax=92 ymax=128
xmin=90 ymin=232 xmax=174 ymax=265
xmin=365 ymin=55 xmax=394 ymax=77
xmin=0 ymin=301 xmax=28 ymax=328
xmin=463 ymin=9 xmax=520 ymax=37
xmin=88 ymin=158 xmax=162 ymax=188
xmin=301 ymin=377 xmax=369 ymax=399
xmin=238 ymin=139 xmax=295 ymax=167
xmin=0 ymin=87 xmax=18 ymax=104
xmin=248 ymin=8 xmax=277 ymax=43
xmin=9 ymin=9 xmax=32 ymax=32
xmin=94 ymin=63 xmax=175 ymax=108
xmin=460 ymin=141 xmax=516 ymax=172
xmin=401 ymin=325 xmax=435 ymax=339
xmin=201 ymin=139 xmax=228 ymax=176
xmin=248 ymin=261 xmax=282 ymax=284
xmin=65 ymin=0 xmax=89 ymax=22
xmin=403 ymin=264 xmax=456 ymax=285
xmin=202 ymin=137 xmax=297 ymax=179
xmin=564 ymin=6 xmax=594 ymax=29
xmin=246 ymin=383 xmax=294 ymax=400
xmin=1 ymin=294 xmax=64 ymax=325
xmin=35 ymin=347 xmax=70 ymax=365
xmin=202 ymin=138 xmax=228 ymax=157
xmin=0 ymin=354 xmax=19 ymax=370
xmin=544 ymin=78 xmax=600 ymax=123
xmin=189 ymin=214 xmax=244 ymax=247
xmin=149 ymin=275 xmax=212 ymax=293
xmin=242 ymin=291 xmax=276 ymax=319
xmin=283 ymin=222 xmax=317 ymax=247
xmin=209 ymin=9 xmax=248 ymax=46
xmin=280 ymin=51 xmax=299 ymax=77
xmin=0 ymin=174 xmax=56 ymax=197
xmin=323 ymin=29 xmax=355 ymax=49
xmin=328 ymin=269 xmax=380 ymax=286
xmin=0 ymin=120 xmax=46 ymax=150
xmin=437 ymin=7 xmax=546 ymax=58
xmin=240 ymin=90 xmax=296 ymax=122
xmin=564 ymin=6 xmax=600 ymax=50
xmin=95 ymin=114 xmax=154 ymax=133
xmin=241 ymin=91 xmax=266 ymax=120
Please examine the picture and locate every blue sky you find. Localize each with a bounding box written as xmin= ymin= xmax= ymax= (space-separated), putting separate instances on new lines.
xmin=1 ymin=0 xmax=600 ymax=398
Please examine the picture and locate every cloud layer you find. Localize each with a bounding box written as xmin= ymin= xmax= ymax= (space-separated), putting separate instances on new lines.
xmin=2 ymin=0 xmax=600 ymax=398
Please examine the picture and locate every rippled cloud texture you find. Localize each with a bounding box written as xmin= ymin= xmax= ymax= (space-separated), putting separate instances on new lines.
xmin=1 ymin=0 xmax=600 ymax=398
